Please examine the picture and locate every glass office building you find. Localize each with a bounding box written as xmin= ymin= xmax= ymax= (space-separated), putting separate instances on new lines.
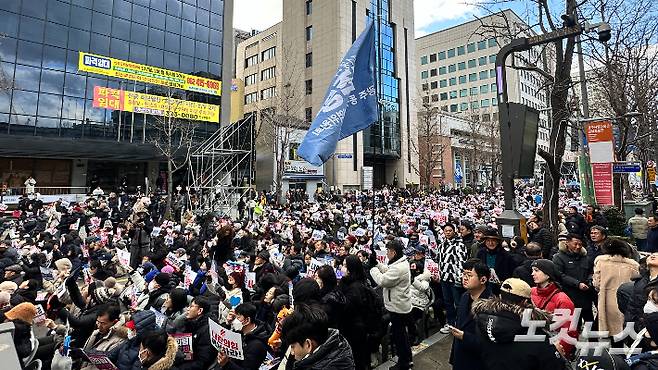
xmin=0 ymin=0 xmax=229 ymax=190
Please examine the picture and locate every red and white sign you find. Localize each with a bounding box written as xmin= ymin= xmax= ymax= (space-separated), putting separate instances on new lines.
xmin=424 ymin=259 xmax=440 ymax=280
xmin=171 ymin=333 xmax=193 ymax=360
xmin=586 ymin=121 xmax=615 ymax=206
xmin=209 ymin=319 xmax=244 ymax=360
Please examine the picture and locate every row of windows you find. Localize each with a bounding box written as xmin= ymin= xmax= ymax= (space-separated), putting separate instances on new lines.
xmin=0 ymin=0 xmax=224 ymax=23
xmin=421 ymin=70 xmax=497 ymax=86
xmin=243 ymin=46 xmax=276 ymax=68
xmin=420 ymin=38 xmax=497 ymax=65
xmin=439 ymin=98 xmax=498 ymax=113
xmin=1 ymin=37 xmax=221 ymax=77
xmin=243 ymin=86 xmax=277 ymax=104
xmin=420 ymin=55 xmax=496 ymax=78
xmin=244 ymin=66 xmax=276 ymax=86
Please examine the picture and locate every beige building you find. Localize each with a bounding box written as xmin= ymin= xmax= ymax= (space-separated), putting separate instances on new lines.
xmin=416 ymin=10 xmax=553 ymax=185
xmin=236 ymin=0 xmax=420 ymax=193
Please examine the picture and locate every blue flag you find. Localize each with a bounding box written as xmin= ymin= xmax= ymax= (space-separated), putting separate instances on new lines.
xmin=298 ymin=20 xmax=378 ymax=166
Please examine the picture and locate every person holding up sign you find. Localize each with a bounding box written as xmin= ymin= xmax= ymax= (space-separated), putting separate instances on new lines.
xmin=174 ymin=296 xmax=217 ymax=370
xmin=215 ymin=303 xmax=270 ymax=370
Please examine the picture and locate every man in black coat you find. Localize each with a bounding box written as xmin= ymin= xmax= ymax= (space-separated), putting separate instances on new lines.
xmin=552 ymin=233 xmax=594 ymax=323
xmin=215 ymin=303 xmax=271 ymax=370
xmin=528 ymin=215 xmax=556 ymax=260
xmin=176 ymin=296 xmax=218 ymax=370
xmin=449 ymin=259 xmax=492 ymax=370
xmin=565 ymin=206 xmax=587 ymax=239
xmin=279 ymin=303 xmax=355 ymax=370
xmin=512 ymin=242 xmax=542 ymax=287
xmin=476 ymin=228 xmax=518 ymax=289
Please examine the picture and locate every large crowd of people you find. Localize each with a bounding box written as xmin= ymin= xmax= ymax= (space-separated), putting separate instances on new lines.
xmin=1 ymin=184 xmax=658 ymax=370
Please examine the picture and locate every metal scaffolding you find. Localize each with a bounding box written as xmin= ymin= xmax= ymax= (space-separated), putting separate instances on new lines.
xmin=189 ymin=113 xmax=255 ymax=216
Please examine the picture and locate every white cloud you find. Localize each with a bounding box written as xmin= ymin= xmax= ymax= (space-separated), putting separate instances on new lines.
xmin=414 ymin=0 xmax=481 ymax=35
xmin=233 ymin=0 xmax=283 ymax=32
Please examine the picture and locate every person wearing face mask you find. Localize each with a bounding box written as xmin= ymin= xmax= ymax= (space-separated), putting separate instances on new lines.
xmin=137 ymin=329 xmax=179 ymax=370
xmin=137 ymin=272 xmax=172 ymax=311
xmin=107 ymin=310 xmax=159 ymax=370
xmin=174 ymin=296 xmax=217 ymax=370
xmin=280 ymin=303 xmax=355 ymax=370
xmin=623 ymin=252 xmax=658 ymax=329
xmin=215 ymin=303 xmax=270 ymax=370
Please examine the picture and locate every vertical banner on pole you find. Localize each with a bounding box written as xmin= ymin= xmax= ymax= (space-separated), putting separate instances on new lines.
xmin=585 ymin=121 xmax=615 ymax=206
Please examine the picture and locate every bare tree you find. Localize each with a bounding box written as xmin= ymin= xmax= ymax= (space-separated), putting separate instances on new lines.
xmin=581 ymin=0 xmax=658 ymax=205
xmin=412 ymin=90 xmax=447 ymax=188
xmin=256 ymin=45 xmax=306 ymax=204
xmin=149 ymin=90 xmax=197 ymax=218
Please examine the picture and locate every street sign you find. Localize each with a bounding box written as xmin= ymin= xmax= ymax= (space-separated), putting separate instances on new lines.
xmin=613 ymin=162 xmax=642 ymax=173
xmin=649 ymin=167 xmax=656 ymax=183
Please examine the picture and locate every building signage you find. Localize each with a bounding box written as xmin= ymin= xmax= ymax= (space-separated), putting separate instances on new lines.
xmin=283 ymin=160 xmax=324 ymax=179
xmin=612 ymin=162 xmax=642 ymax=173
xmin=335 ymin=153 xmax=353 ymax=159
xmin=79 ymin=52 xmax=222 ymax=96
xmin=93 ymin=86 xmax=220 ymax=123
xmin=362 ymin=166 xmax=373 ymax=190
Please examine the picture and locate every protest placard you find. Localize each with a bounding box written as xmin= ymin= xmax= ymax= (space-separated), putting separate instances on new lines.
xmin=245 ymin=272 xmax=256 ymax=291
xmin=424 ymin=259 xmax=440 ymax=280
xmin=375 ymin=249 xmax=389 ymax=265
xmin=116 ymin=249 xmax=131 ymax=267
xmin=209 ymin=319 xmax=244 ymax=360
xmin=150 ymin=308 xmax=168 ymax=328
xmin=171 ymin=333 xmax=194 ymax=360
xmin=184 ymin=266 xmax=198 ymax=289
xmin=34 ymin=304 xmax=46 ymax=324
xmin=84 ymin=352 xmax=119 ymax=370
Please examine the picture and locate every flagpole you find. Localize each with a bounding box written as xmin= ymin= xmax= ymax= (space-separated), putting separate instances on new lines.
xmin=371 ymin=0 xmax=383 ymax=240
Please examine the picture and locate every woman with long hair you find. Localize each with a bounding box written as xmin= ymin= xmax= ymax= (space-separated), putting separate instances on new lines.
xmin=339 ymin=255 xmax=372 ymax=370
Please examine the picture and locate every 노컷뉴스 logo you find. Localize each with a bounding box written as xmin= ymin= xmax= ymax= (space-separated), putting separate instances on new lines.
xmin=83 ymin=55 xmax=111 ymax=69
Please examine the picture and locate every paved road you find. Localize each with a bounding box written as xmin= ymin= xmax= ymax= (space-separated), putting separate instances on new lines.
xmin=375 ymin=332 xmax=453 ymax=370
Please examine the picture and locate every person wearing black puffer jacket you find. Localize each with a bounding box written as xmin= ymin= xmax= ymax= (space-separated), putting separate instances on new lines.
xmin=315 ymin=265 xmax=346 ymax=330
xmin=174 ymin=296 xmax=218 ymax=370
xmin=528 ymin=215 xmax=556 ymax=259
xmin=280 ymin=303 xmax=355 ymax=370
xmin=338 ymin=255 xmax=371 ymax=370
xmin=552 ymin=233 xmax=594 ymax=324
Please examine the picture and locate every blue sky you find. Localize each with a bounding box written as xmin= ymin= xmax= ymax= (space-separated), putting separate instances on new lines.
xmin=233 ymin=0 xmax=541 ymax=37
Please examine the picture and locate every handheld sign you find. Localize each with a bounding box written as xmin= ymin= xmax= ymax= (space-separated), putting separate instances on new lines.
xmin=84 ymin=352 xmax=119 ymax=370
xmin=171 ymin=333 xmax=194 ymax=360
xmin=209 ymin=319 xmax=244 ymax=360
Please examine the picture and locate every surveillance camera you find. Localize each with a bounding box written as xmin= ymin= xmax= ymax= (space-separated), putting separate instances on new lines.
xmin=597 ymin=23 xmax=611 ymax=42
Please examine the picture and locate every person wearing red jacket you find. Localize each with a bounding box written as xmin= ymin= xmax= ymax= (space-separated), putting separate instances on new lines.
xmin=530 ymin=259 xmax=578 ymax=359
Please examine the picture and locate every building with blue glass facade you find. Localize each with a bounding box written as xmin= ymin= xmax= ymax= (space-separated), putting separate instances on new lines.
xmin=0 ymin=0 xmax=233 ymax=192
xmin=276 ymin=0 xmax=418 ymax=190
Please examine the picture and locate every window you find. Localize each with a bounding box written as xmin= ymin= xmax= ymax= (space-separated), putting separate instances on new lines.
xmin=458 ymin=75 xmax=466 ymax=84
xmin=305 ymin=79 xmax=312 ymax=95
xmin=305 ymin=52 xmax=312 ymax=67
xmin=457 ymin=46 xmax=465 ymax=56
xmin=261 ymin=47 xmax=276 ymax=61
xmin=471 ymin=101 xmax=480 ymax=109
xmin=488 ymin=38 xmax=496 ymax=47
xmin=306 ymin=0 xmax=312 ymax=15
xmin=491 ymin=83 xmax=497 ymax=92
xmin=450 ymin=104 xmax=458 ymax=112
xmin=468 ymin=73 xmax=477 ymax=82
xmin=440 ymin=92 xmax=448 ymax=101
xmin=467 ymin=43 xmax=476 ymax=53
xmin=480 ymin=85 xmax=489 ymax=94
xmin=305 ymin=26 xmax=313 ymax=41
xmin=478 ymin=56 xmax=487 ymax=66
xmin=478 ymin=40 xmax=487 ymax=50
xmin=489 ymin=55 xmax=496 ymax=64
xmin=430 ymin=68 xmax=437 ymax=77
xmin=447 ymin=48 xmax=455 ymax=58
xmin=420 ymin=70 xmax=428 ymax=79
xmin=422 ymin=83 xmax=429 ymax=91
xmin=479 ymin=71 xmax=488 ymax=80
xmin=439 ymin=66 xmax=446 ymax=75
xmin=261 ymin=66 xmax=276 ymax=80
xmin=460 ymin=102 xmax=469 ymax=111
xmin=438 ymin=51 xmax=446 ymax=60
xmin=245 ymin=55 xmax=258 ymax=67
xmin=490 ymin=69 xmax=496 ymax=78
xmin=449 ymin=90 xmax=457 ymax=99
xmin=459 ymin=89 xmax=468 ymax=97
xmin=245 ymin=92 xmax=258 ymax=104
xmin=449 ymin=77 xmax=456 ymax=86
xmin=261 ymin=87 xmax=276 ymax=100
xmin=439 ymin=79 xmax=447 ymax=88
xmin=458 ymin=62 xmax=466 ymax=71
xmin=470 ymin=87 xmax=478 ymax=95
xmin=448 ymin=64 xmax=456 ymax=73
xmin=420 ymin=56 xmax=428 ymax=65
xmin=482 ymin=113 xmax=491 ymax=121
xmin=429 ymin=54 xmax=437 ymax=63
xmin=430 ymin=81 xmax=438 ymax=89
xmin=245 ymin=73 xmax=258 ymax=86
xmin=306 ymin=107 xmax=313 ymax=122
xmin=467 ymin=59 xmax=476 ymax=68
xmin=481 ymin=99 xmax=490 ymax=108
xmin=431 ymin=94 xmax=439 ymax=102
